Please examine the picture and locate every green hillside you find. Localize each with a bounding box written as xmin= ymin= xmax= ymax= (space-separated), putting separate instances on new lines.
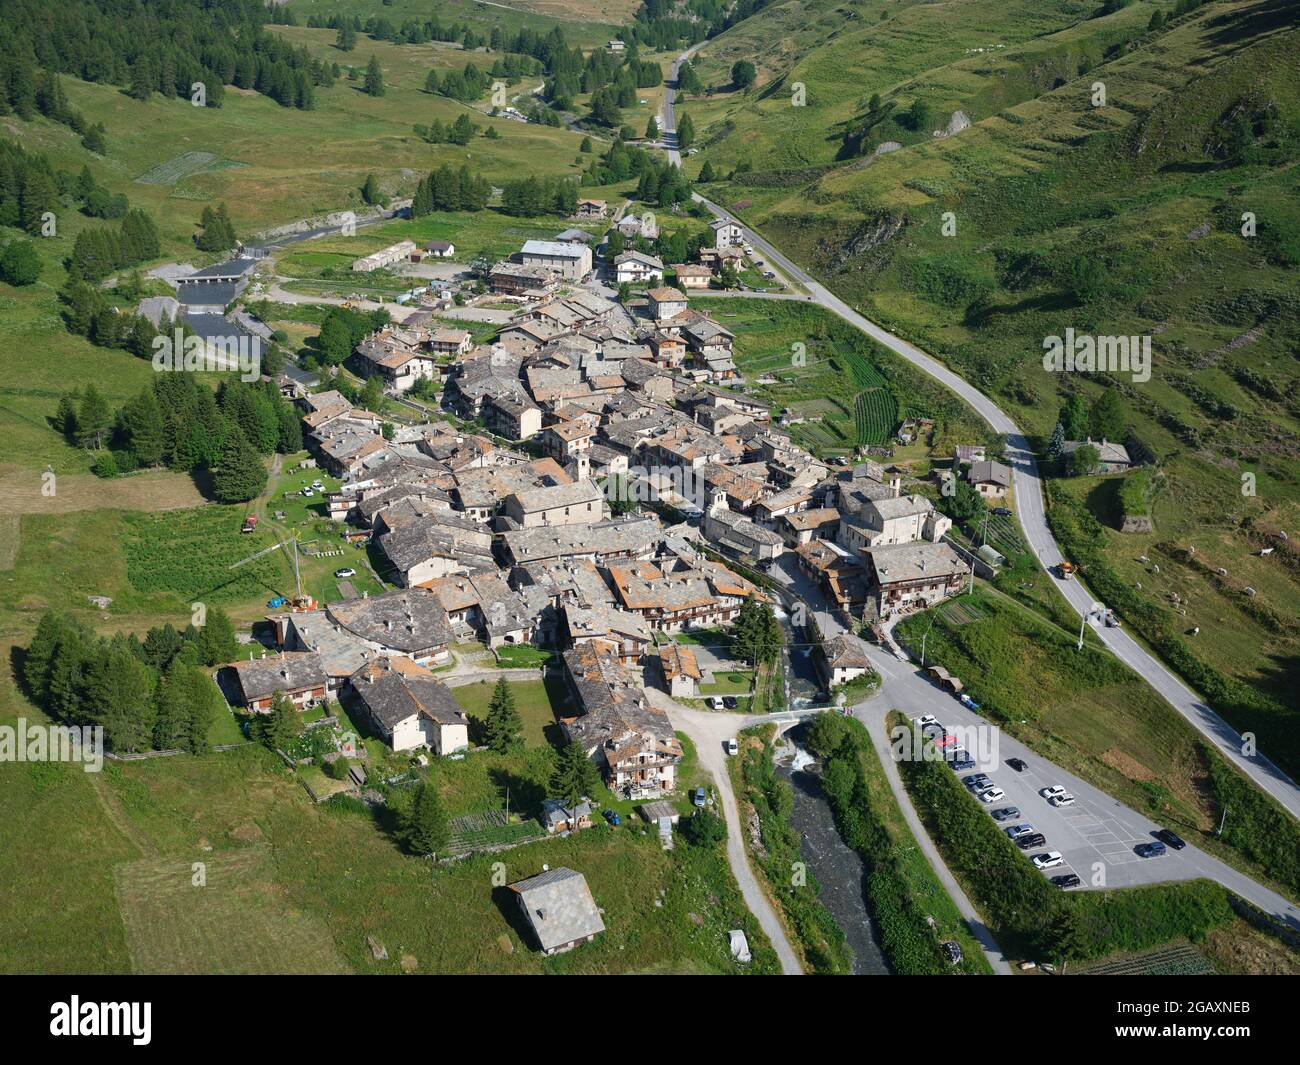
xmin=690 ymin=0 xmax=1300 ymax=765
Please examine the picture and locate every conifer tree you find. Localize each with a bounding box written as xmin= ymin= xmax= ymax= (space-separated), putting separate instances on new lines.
xmin=211 ymin=427 xmax=266 ymax=503
xmin=403 ymin=779 xmax=450 ymax=855
xmin=483 ymin=677 xmax=522 ymax=753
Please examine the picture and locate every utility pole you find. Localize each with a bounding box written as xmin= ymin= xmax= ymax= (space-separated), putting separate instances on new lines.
xmin=1078 ymin=602 xmax=1103 ymax=650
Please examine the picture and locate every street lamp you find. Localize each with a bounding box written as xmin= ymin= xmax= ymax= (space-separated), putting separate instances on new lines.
xmin=1077 ymin=601 xmax=1104 ymax=651
xmin=919 ymin=612 xmax=940 ymax=667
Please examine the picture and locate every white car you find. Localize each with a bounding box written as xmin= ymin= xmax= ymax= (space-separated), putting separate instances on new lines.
xmin=300 ymin=487 xmax=314 ymax=497
xmin=311 ymin=480 xmax=325 ymax=491
xmin=1049 ymin=793 xmax=1077 ymax=808
xmin=707 ymin=697 xmax=725 ymax=710
xmin=725 ymin=738 xmax=739 ymax=756
xmin=1040 ymin=785 xmax=1069 ymax=800
xmin=334 ymin=567 xmax=356 ymax=579
xmin=914 ymin=714 xmax=938 ymax=728
xmin=1032 ymin=851 xmax=1065 ymax=870
xmin=978 ymin=787 xmax=1006 ymax=803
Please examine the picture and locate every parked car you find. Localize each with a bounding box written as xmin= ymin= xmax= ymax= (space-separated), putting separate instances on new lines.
xmin=334 ymin=567 xmax=356 ymax=579
xmin=1032 ymin=851 xmax=1065 ymax=870
xmin=992 ymin=506 xmax=1011 ymax=517
xmin=1051 ymin=874 xmax=1082 ymax=889
xmin=1040 ymin=785 xmax=1067 ymax=800
xmin=1015 ymin=833 xmax=1048 ymax=850
xmin=991 ymin=807 xmax=1020 ymax=821
xmin=1006 ymin=757 xmax=1028 ymax=772
xmin=979 ymin=787 xmax=1006 ymax=803
xmin=914 ymin=714 xmax=939 ymax=728
xmin=959 ymin=694 xmax=980 ymax=710
xmin=962 ymin=773 xmax=992 ymax=789
xmin=311 ymin=480 xmax=325 ymax=491
xmin=1004 ymin=824 xmax=1035 ymax=839
xmin=1155 ymin=829 xmax=1186 ymax=851
xmin=1049 ymin=793 xmax=1076 ymax=808
xmin=603 ymin=809 xmax=621 ymax=826
xmin=692 ymin=787 xmax=707 ymax=808
xmin=722 ymin=696 xmax=739 ymax=710
xmin=300 ymin=487 xmax=314 ymax=497
xmin=947 ymin=753 xmax=975 ymax=771
xmin=707 ymin=696 xmax=725 ymax=710
xmin=1135 ymin=841 xmax=1167 ymax=858
xmin=725 ymin=738 xmax=739 ymax=756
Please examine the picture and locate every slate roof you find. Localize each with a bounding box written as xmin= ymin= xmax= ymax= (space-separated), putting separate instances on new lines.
xmin=223 ymin=651 xmax=325 ymax=701
xmin=326 ymin=588 xmax=455 ymax=652
xmin=510 ymin=868 xmax=605 ymax=952
xmin=349 ymin=657 xmax=466 ymax=731
xmin=867 ymin=541 xmax=967 ymax=585
xmin=968 ymin=460 xmax=1012 ymax=488
xmin=502 ymin=515 xmax=662 ymax=566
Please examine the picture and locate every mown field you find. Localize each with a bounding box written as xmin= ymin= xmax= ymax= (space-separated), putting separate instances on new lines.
xmin=274 ymin=209 xmax=605 ymax=278
xmin=0 ymin=697 xmax=777 ymax=973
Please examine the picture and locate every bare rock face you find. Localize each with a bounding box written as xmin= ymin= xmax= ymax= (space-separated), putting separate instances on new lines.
xmin=839 ymin=210 xmax=907 ymax=260
xmin=932 ymin=112 xmax=971 ymax=139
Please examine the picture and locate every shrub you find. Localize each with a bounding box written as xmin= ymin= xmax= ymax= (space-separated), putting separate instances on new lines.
xmin=682 ymin=809 xmax=726 ymax=847
xmin=90 ymin=451 xmax=119 ymax=478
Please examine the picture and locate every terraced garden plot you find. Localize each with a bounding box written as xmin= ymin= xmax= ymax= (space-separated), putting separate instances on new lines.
xmin=854 ymin=387 xmax=899 ymax=446
xmin=447 ymin=810 xmax=545 ymax=858
xmin=1072 ymin=942 xmax=1217 ymax=976
xmin=134 ymin=151 xmax=246 ymax=186
xmin=941 ymin=600 xmax=987 ymax=626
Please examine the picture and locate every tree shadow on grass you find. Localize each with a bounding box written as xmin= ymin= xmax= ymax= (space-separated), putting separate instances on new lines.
xmin=1084 ymin=477 xmax=1124 ymax=531
xmin=488 ymin=766 xmax=547 ymax=820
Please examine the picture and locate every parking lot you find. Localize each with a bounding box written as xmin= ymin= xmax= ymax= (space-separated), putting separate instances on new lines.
xmin=914 ymin=704 xmax=1212 ymax=892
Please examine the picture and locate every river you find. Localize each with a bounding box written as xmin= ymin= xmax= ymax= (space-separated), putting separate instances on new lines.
xmin=775 ymin=726 xmax=890 ymax=974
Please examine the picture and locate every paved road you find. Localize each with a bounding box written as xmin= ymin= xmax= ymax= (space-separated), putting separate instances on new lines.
xmin=661 ymin=43 xmax=706 ymax=169
xmin=646 ymin=689 xmax=804 ymax=974
xmin=674 ymin=171 xmax=1300 ymax=821
xmin=849 ymin=639 xmax=1300 ymax=933
xmin=855 ymin=704 xmax=1015 ymax=974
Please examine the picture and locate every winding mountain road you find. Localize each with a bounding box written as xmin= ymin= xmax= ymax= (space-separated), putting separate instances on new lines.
xmin=661 ymin=48 xmax=1299 ymax=823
